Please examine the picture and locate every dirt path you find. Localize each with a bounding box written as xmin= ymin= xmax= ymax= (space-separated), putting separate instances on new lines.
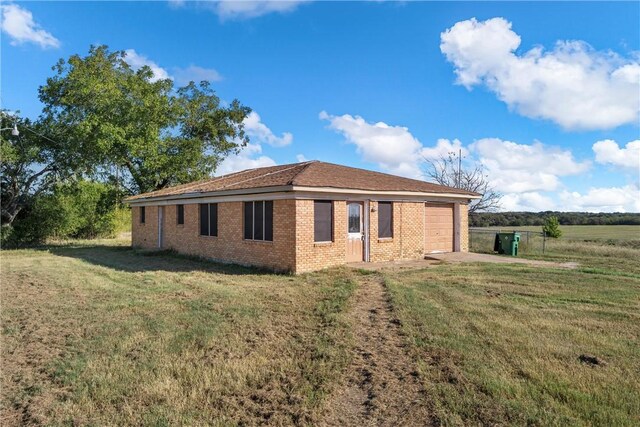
xmin=320 ymin=275 xmax=433 ymax=426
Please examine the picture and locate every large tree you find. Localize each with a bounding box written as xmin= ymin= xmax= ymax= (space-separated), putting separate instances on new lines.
xmin=39 ymin=45 xmax=251 ymax=194
xmin=424 ymin=151 xmax=502 ymax=213
xmin=1 ymin=112 xmax=72 ymax=225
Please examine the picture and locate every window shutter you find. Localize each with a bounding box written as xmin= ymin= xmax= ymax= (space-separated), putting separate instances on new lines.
xmin=378 ymin=202 xmax=393 ymax=238
xmin=314 ymin=201 xmax=333 ymax=242
xmin=200 ymin=204 xmax=209 ymax=236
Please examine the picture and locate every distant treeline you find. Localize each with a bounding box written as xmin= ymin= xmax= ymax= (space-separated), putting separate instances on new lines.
xmin=470 ymin=212 xmax=640 ymax=227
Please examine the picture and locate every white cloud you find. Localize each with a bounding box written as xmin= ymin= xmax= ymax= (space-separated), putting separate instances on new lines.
xmin=1 ymin=3 xmax=59 ymax=48
xmin=320 ymin=110 xmax=425 ymax=178
xmin=470 ymin=138 xmax=590 ymax=193
xmin=296 ymin=154 xmax=308 ymax=162
xmin=173 ymin=65 xmax=223 ymax=86
xmin=184 ymin=1 xmax=309 ymax=20
xmin=559 ymin=185 xmax=640 ymax=213
xmin=501 ymin=192 xmax=557 ymax=212
xmin=441 ymin=17 xmax=640 ymax=130
xmin=216 ymin=143 xmax=277 ymax=175
xmin=421 ymin=138 xmax=469 ymax=160
xmin=124 ymin=49 xmax=172 ymax=82
xmin=216 ymin=111 xmax=293 ymax=174
xmin=317 ymin=111 xmax=634 ymax=213
xmin=499 ymin=186 xmax=640 ymax=212
xmin=593 ymin=139 xmax=640 ymax=170
xmin=124 ymin=50 xmax=223 ymax=86
xmin=243 ymin=111 xmax=292 ymax=147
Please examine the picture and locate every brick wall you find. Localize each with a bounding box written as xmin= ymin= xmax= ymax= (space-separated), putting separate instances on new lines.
xmin=368 ymin=201 xmax=425 ymax=262
xmin=294 ymin=200 xmax=426 ymax=271
xmin=131 ymin=200 xmax=296 ymax=272
xmin=294 ymin=199 xmax=348 ymax=273
xmin=131 ymin=197 xmax=471 ymax=273
xmin=132 ymin=206 xmax=158 ymax=248
xmin=460 ymin=202 xmax=469 ymax=252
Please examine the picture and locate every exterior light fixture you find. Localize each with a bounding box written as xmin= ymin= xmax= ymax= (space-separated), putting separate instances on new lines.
xmin=1 ymin=123 xmax=19 ymax=136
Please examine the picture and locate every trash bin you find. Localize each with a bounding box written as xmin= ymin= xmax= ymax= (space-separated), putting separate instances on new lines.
xmin=494 ymin=232 xmax=520 ymax=256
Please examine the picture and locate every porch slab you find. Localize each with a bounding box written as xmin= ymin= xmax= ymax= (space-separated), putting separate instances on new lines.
xmin=348 ymin=252 xmax=578 ymax=271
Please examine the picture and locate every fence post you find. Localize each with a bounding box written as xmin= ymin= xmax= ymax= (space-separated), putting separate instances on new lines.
xmin=542 ymin=231 xmax=546 ymax=254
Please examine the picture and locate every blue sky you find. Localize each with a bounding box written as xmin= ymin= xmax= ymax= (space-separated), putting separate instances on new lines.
xmin=2 ymin=1 xmax=639 ymax=212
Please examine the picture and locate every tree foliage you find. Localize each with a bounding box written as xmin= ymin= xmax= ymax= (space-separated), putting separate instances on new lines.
xmin=469 ymin=211 xmax=640 ymax=227
xmin=542 ymin=216 xmax=563 ymax=238
xmin=1 ymin=111 xmax=71 ymax=225
xmin=424 ymin=152 xmax=502 ymax=213
xmin=2 ymin=180 xmax=124 ymax=246
xmin=38 ymin=45 xmax=251 ymax=194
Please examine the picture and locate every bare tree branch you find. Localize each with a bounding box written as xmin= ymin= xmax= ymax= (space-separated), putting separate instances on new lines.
xmin=423 ymin=152 xmax=502 ymax=214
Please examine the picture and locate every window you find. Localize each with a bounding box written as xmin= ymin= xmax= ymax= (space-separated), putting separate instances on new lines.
xmin=314 ymin=200 xmax=333 ymax=242
xmin=244 ymin=201 xmax=273 ymax=241
xmin=348 ymin=203 xmax=361 ymax=233
xmin=176 ymin=204 xmax=184 ymax=225
xmin=378 ymin=202 xmax=393 ymax=238
xmin=199 ymin=203 xmax=218 ymax=236
xmin=140 ymin=206 xmax=146 ymax=224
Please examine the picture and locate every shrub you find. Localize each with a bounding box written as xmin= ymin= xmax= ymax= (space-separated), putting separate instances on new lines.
xmin=3 ymin=180 xmax=126 ymax=246
xmin=543 ymin=216 xmax=563 ymax=238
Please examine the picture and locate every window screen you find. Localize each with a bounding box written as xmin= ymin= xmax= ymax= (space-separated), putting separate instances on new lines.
xmin=200 ymin=203 xmax=217 ymax=236
xmin=140 ymin=206 xmax=146 ymax=224
xmin=209 ymin=203 xmax=218 ymax=237
xmin=378 ymin=202 xmax=393 ymax=238
xmin=264 ymin=201 xmax=273 ymax=241
xmin=314 ymin=201 xmax=333 ymax=242
xmin=200 ymin=204 xmax=209 ymax=236
xmin=176 ymin=204 xmax=184 ymax=225
xmin=348 ymin=203 xmax=361 ymax=233
xmin=244 ymin=202 xmax=253 ymax=239
xmin=254 ymin=201 xmax=264 ymax=240
xmin=244 ymin=201 xmax=273 ymax=241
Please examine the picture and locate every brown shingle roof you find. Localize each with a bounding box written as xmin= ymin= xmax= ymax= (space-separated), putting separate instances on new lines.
xmin=126 ymin=161 xmax=479 ymax=201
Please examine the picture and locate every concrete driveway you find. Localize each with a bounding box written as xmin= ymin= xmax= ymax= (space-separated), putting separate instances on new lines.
xmin=349 ymin=252 xmax=578 ymax=271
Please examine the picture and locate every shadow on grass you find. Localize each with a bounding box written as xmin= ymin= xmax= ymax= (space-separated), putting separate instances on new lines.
xmin=44 ymin=244 xmax=280 ymax=276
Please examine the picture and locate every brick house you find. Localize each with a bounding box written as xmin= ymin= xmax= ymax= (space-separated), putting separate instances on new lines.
xmin=126 ymin=161 xmax=480 ymax=273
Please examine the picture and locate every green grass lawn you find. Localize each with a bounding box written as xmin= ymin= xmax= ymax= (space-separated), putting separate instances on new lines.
xmin=384 ymin=241 xmax=640 ymax=426
xmin=2 ymin=237 xmax=639 ymax=425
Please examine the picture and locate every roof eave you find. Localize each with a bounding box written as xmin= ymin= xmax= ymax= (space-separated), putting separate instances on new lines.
xmin=126 ymin=184 xmax=480 ymax=205
xmin=125 ymin=185 xmax=294 ymax=205
xmin=290 ymin=186 xmax=481 ymax=199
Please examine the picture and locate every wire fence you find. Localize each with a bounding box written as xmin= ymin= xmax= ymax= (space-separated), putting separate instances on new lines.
xmin=469 ymin=228 xmax=547 ymax=255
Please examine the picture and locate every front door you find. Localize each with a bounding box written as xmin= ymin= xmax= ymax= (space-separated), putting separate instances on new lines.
xmin=346 ymin=202 xmax=364 ymax=262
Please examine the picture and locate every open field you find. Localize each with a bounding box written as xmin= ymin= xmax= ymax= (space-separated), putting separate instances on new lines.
xmin=471 ymin=225 xmax=640 ymax=255
xmin=2 ymin=237 xmax=639 ymax=425
xmin=475 ymin=224 xmax=640 ymax=241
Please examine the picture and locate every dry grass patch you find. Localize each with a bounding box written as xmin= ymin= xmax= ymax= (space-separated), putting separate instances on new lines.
xmin=1 ymin=242 xmax=356 ymax=426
